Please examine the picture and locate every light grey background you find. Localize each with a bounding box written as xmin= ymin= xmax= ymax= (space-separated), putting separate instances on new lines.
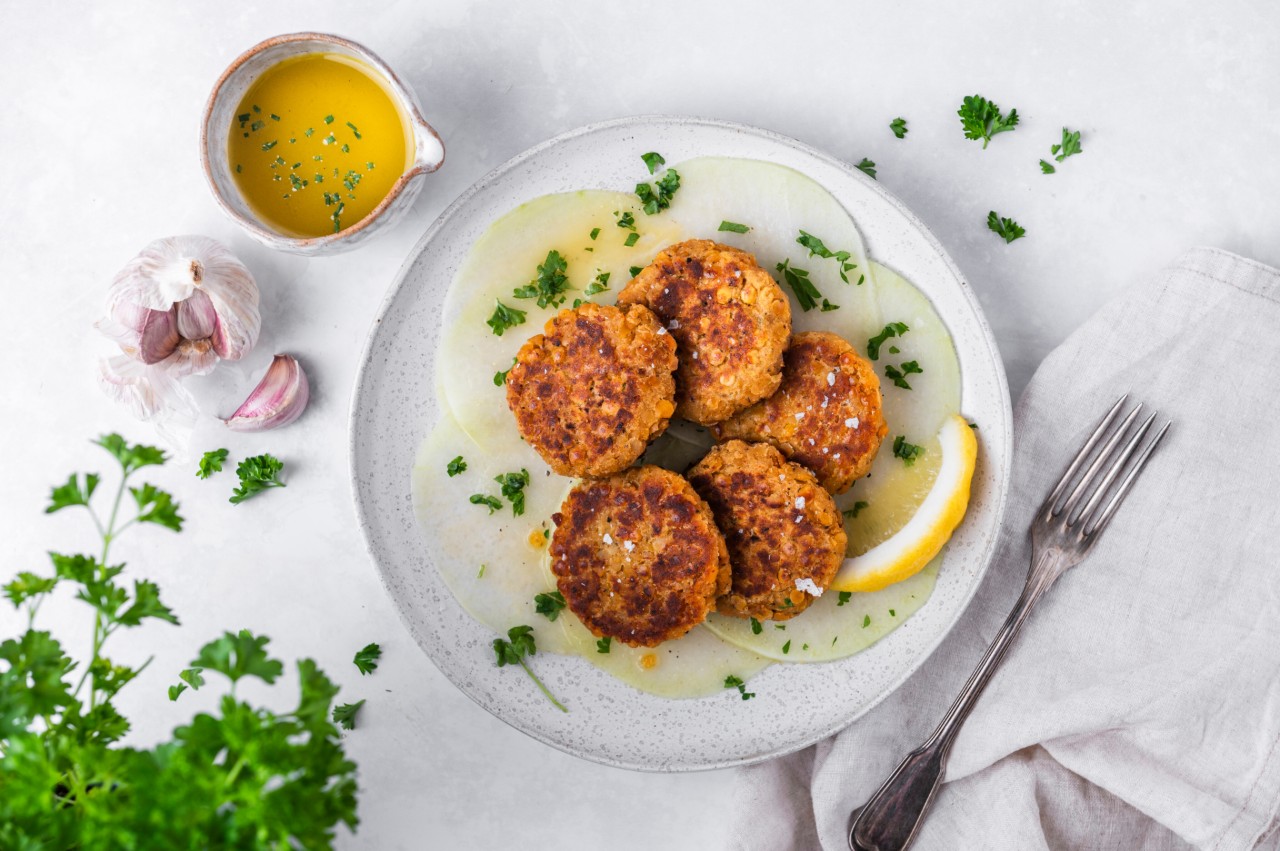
xmin=1 ymin=1 xmax=1277 ymax=848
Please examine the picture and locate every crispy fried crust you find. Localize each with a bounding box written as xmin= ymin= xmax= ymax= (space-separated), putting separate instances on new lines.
xmin=505 ymin=303 xmax=678 ymax=478
xmin=617 ymin=239 xmax=791 ymax=425
xmin=687 ymin=440 xmax=846 ymax=620
xmin=713 ymin=331 xmax=887 ymax=494
xmin=549 ymin=466 xmax=731 ymax=647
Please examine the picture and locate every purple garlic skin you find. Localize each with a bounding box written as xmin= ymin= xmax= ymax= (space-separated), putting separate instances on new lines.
xmin=224 ymin=354 xmax=310 ymax=432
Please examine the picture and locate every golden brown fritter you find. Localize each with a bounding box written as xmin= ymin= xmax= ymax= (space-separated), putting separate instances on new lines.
xmin=687 ymin=440 xmax=846 ymax=620
xmin=505 ymin=302 xmax=678 ymax=478
xmin=714 ymin=331 xmax=887 ymax=494
xmin=617 ymin=239 xmax=791 ymax=425
xmin=549 ymin=466 xmax=731 ymax=647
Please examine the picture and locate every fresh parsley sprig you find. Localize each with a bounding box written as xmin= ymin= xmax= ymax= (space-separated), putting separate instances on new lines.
xmin=353 ymin=642 xmax=382 ymax=675
xmin=724 ymin=674 xmax=755 ymax=701
xmin=230 ymin=454 xmax=286 ymax=504
xmin=986 ymin=211 xmax=1026 ymax=243
xmin=855 ymin=158 xmax=877 ymax=179
xmin=796 ymin=230 xmax=858 ymax=283
xmin=635 ymin=153 xmax=681 ymax=214
xmin=776 ymin=260 xmax=838 ymax=313
xmin=884 ymin=360 xmax=924 ymax=390
xmin=1041 ymin=127 xmax=1083 ymax=173
xmin=196 ymin=448 xmax=228 ymax=479
xmin=534 ymin=591 xmax=566 ymax=621
xmin=513 ymin=250 xmax=571 ymax=309
xmin=958 ymin=95 xmax=1019 ymax=148
xmin=893 ymin=435 xmax=924 ymax=466
xmin=493 ymin=625 xmax=567 ymax=712
xmin=494 ymin=469 xmax=530 ymax=516
xmin=889 ymin=117 xmax=908 ymax=139
xmin=867 ymin=322 xmax=909 ymax=361
xmin=487 ymin=299 xmax=527 ymax=336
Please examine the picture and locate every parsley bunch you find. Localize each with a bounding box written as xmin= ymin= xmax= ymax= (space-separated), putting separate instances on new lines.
xmin=0 ymin=435 xmax=361 ymax=848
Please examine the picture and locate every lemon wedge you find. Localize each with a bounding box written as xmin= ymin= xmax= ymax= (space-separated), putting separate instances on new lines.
xmin=831 ymin=414 xmax=978 ymax=593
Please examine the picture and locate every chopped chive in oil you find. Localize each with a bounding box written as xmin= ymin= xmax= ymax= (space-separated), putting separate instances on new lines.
xmin=323 ymin=134 xmax=336 ymax=145
xmin=324 ymin=114 xmax=334 ymax=124
xmin=341 ymin=143 xmax=350 ymax=153
xmin=250 ymin=120 xmax=265 ymax=132
xmin=304 ymin=127 xmax=314 ymax=137
xmin=346 ymin=121 xmax=362 ymax=139
xmin=367 ymin=161 xmax=375 ymax=169
xmin=235 ymin=164 xmax=242 ymax=174
xmin=252 ymin=104 xmax=261 ymax=114
xmin=270 ymin=113 xmax=281 ymax=121
xmin=237 ymin=112 xmax=251 ymax=123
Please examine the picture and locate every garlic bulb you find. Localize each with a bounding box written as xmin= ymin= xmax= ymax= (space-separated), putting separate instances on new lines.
xmin=224 ymin=354 xmax=310 ymax=432
xmin=96 ymin=236 xmax=261 ymax=444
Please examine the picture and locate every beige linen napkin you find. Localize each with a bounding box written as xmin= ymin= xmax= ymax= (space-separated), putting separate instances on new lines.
xmin=726 ymin=248 xmax=1280 ymax=851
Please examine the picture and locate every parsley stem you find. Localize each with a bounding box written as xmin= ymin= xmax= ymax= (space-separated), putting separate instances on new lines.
xmin=517 ymin=658 xmax=568 ymax=712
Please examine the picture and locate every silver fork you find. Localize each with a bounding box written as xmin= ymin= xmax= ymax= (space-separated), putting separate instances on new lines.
xmin=848 ymin=396 xmax=1171 ymax=851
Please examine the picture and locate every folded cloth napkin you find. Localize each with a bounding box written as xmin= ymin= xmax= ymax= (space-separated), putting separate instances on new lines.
xmin=726 ymin=248 xmax=1280 ymax=851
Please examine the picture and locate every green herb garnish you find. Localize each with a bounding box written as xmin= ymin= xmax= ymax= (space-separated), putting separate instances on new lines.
xmin=987 ymin=211 xmax=1026 ymax=243
xmin=855 ymin=158 xmax=877 ymax=179
xmin=1039 ymin=160 xmax=1056 ymax=175
xmin=446 ymin=456 xmax=467 ymax=477
xmin=892 ymin=435 xmax=924 ymax=466
xmin=837 ymin=591 xmax=853 ymax=606
xmin=958 ymin=95 xmax=1019 ymax=148
xmin=512 ymin=250 xmax=571 ymax=309
xmin=750 ymin=617 xmax=762 ymax=635
xmin=596 ymin=636 xmax=611 ymax=653
xmin=486 ymin=300 xmax=527 ymax=336
xmin=776 ymin=259 xmax=836 ymax=313
xmin=635 ymin=169 xmax=680 ymax=214
xmin=589 ymin=227 xmax=601 ymax=240
xmin=470 ymin=494 xmax=503 ymax=514
xmin=867 ymin=322 xmax=909 ymax=360
xmin=332 ymin=699 xmax=365 ymax=730
xmin=250 ymin=120 xmax=265 ymax=132
xmin=724 ymin=674 xmax=755 ymax=701
xmin=353 ymin=643 xmax=382 ymax=675
xmin=196 ymin=449 xmax=228 ymax=480
xmin=261 ymin=140 xmax=278 ymax=151
xmin=494 ymin=469 xmax=531 ymax=516
xmin=229 ymin=454 xmax=285 ymax=505
xmin=641 ymin=151 xmax=666 ymax=174
xmin=534 ymin=591 xmax=566 ymax=622
xmin=493 ymin=625 xmax=567 ymax=711
xmin=796 ymin=230 xmax=858 ymax=283
xmin=323 ymin=114 xmax=335 ymax=124
xmin=782 ymin=640 xmax=792 ymax=654
xmin=718 ymin=221 xmax=751 ymax=233
xmin=884 ymin=360 xmax=924 ymax=390
xmin=584 ymin=271 xmax=611 ymax=296
xmin=629 ymin=266 xmax=643 ymax=278
xmin=842 ymin=501 xmax=869 ymax=520
xmin=1051 ymin=127 xmax=1083 ymax=162
xmin=623 ymin=232 xmax=640 ymax=247
xmin=346 ymin=121 xmax=362 ymax=139
xmin=890 ymin=117 xmax=908 ymax=139
xmin=862 ymin=615 xmax=871 ymax=628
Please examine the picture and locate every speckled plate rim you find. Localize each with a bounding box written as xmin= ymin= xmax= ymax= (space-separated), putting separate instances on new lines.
xmin=349 ymin=115 xmax=1012 ymax=772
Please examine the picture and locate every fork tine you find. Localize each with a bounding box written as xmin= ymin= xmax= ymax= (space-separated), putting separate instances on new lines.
xmin=1057 ymin=403 xmax=1144 ymax=519
xmin=1085 ymin=420 xmax=1171 ymax=538
xmin=1043 ymin=395 xmax=1129 ymax=513
xmin=1074 ymin=411 xmax=1157 ymax=528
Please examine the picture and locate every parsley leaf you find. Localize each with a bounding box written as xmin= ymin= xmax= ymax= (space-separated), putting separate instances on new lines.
xmin=718 ymin=221 xmax=751 ymax=233
xmin=867 ymin=322 xmax=909 ymax=360
xmin=584 ymin=271 xmax=611 ymax=296
xmin=884 ymin=360 xmax=924 ymax=390
xmin=333 ymin=699 xmax=366 ymax=730
xmin=446 ymin=456 xmax=467 ymax=477
xmin=893 ymin=435 xmax=924 ymax=466
xmin=624 ymin=232 xmax=640 ymax=247
xmin=494 ymin=469 xmax=530 ymax=516
xmin=596 ymin=636 xmax=611 ymax=653
xmin=776 ymin=259 xmax=836 ymax=313
xmin=130 ymin=482 xmax=184 ymax=531
xmin=3 ymin=572 xmax=58 ymax=609
xmin=837 ymin=591 xmax=853 ymax=606
xmin=782 ymin=640 xmax=792 ymax=654
xmin=193 ymin=629 xmax=285 ymax=685
xmin=1040 ymin=159 xmax=1056 ymax=175
xmin=229 ymin=454 xmax=286 ymax=505
xmin=855 ymin=158 xmax=877 ymax=179
xmin=353 ymin=642 xmax=382 ymax=675
xmin=512 ymin=250 xmax=571 ymax=309
xmin=486 ymin=299 xmax=527 ymax=336
xmin=616 ymin=211 xmax=636 ymax=231
xmin=889 ymin=117 xmax=908 ymax=139
xmin=750 ymin=617 xmax=762 ymax=635
xmin=842 ymin=501 xmax=869 ymax=520
xmin=957 ymin=94 xmax=1020 ymax=148
xmin=470 ymin=494 xmax=502 ymax=514
xmin=196 ymin=448 xmax=229 ymax=479
xmin=987 ymin=210 xmax=1026 ymax=243
xmin=796 ymin=230 xmax=858 ymax=283
xmin=95 ymin=433 xmax=167 ymax=474
xmin=635 ymin=169 xmax=681 ymax=214
xmin=863 ymin=614 xmax=872 ymax=628
xmin=724 ymin=674 xmax=755 ymax=701
xmin=641 ymin=151 xmax=666 ymax=174
xmin=1051 ymin=127 xmax=1083 ymax=162
xmin=629 ymin=265 xmax=643 ymax=278
xmin=492 ymin=625 xmax=567 ymax=711
xmin=534 ymin=591 xmax=566 ymax=621
xmin=47 ymin=472 xmax=100 ymax=514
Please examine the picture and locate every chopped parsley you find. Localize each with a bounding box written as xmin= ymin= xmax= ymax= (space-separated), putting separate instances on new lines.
xmin=589 ymin=227 xmax=601 ymax=240
xmin=782 ymin=640 xmax=792 ymax=654
xmin=724 ymin=674 xmax=755 ymax=701
xmin=957 ymin=95 xmax=1019 ymax=148
xmin=534 ymin=591 xmax=566 ymax=622
xmin=486 ymin=300 xmax=527 ymax=336
xmin=796 ymin=230 xmax=857 ymax=283
xmin=635 ymin=169 xmax=681 ymax=214
xmin=862 ymin=615 xmax=871 ymax=628
xmin=629 ymin=265 xmax=643 ymax=278
xmin=718 ymin=221 xmax=751 ymax=234
xmin=596 ymin=636 xmax=611 ymax=654
xmin=890 ymin=609 xmax=897 ymax=617
xmin=616 ymin=211 xmax=636 ymax=231
xmin=893 ymin=435 xmax=924 ymax=466
xmin=447 ymin=456 xmax=467 ymax=477
xmin=890 ymin=117 xmax=908 ymax=139
xmin=624 ymin=232 xmax=640 ymax=247
xmin=493 ymin=625 xmax=567 ymax=712
xmin=750 ymin=617 xmax=763 ymax=635
xmin=513 ymin=250 xmax=571 ymax=308
xmin=641 ymin=151 xmax=666 ymax=174
xmin=884 ymin=360 xmax=924 ymax=390
xmin=196 ymin=448 xmax=229 ymax=480
xmin=776 ymin=259 xmax=837 ymax=313
xmin=1051 ymin=127 xmax=1083 ymax=162
xmin=584 ymin=271 xmax=611 ymax=296
xmin=494 ymin=469 xmax=531 ymax=516
xmin=1039 ymin=160 xmax=1057 ymax=175
xmin=332 ymin=700 xmax=365 ymax=731
xmin=229 ymin=454 xmax=285 ymax=505
xmin=469 ymin=494 xmax=502 ymax=514
xmin=353 ymin=643 xmax=382 ymax=675
xmin=837 ymin=591 xmax=853 ymax=606
xmin=855 ymin=158 xmax=877 ymax=179
xmin=842 ymin=501 xmax=869 ymax=520
xmin=867 ymin=321 xmax=909 ymax=360
xmin=987 ymin=211 xmax=1026 ymax=243
xmin=494 ymin=357 xmax=517 ymax=386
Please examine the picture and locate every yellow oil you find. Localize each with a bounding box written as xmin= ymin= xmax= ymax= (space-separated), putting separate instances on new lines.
xmin=227 ymin=53 xmax=412 ymax=238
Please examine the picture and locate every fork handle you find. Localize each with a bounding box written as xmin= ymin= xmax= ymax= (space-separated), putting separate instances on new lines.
xmin=849 ymin=550 xmax=1065 ymax=851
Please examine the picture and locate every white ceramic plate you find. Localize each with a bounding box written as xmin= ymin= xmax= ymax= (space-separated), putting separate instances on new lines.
xmin=349 ymin=116 xmax=1012 ymax=771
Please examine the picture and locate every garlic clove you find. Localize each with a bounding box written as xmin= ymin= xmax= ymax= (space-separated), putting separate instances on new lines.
xmin=138 ymin=307 xmax=180 ymax=364
xmin=223 ymin=354 xmax=310 ymax=432
xmin=177 ymin=288 xmax=218 ymax=340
